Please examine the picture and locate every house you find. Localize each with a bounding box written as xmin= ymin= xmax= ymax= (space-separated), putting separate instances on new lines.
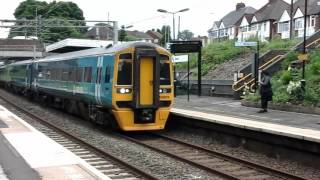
xmin=292 ymin=0 xmax=320 ymax=38
xmin=126 ymin=30 xmax=153 ymax=42
xmin=146 ymin=30 xmax=163 ymax=44
xmin=191 ymin=36 xmax=209 ymax=47
xmin=86 ymin=24 xmax=114 ymax=41
xmin=238 ymin=0 xmax=290 ymax=42
xmin=208 ymin=3 xmax=256 ymax=42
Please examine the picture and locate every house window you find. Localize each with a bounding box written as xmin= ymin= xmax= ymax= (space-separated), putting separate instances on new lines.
xmin=211 ymin=30 xmax=218 ymax=38
xmin=278 ymin=22 xmax=289 ymax=33
xmin=241 ymin=26 xmax=248 ymax=32
xmin=295 ymin=18 xmax=304 ymax=29
xmin=263 ymin=22 xmax=267 ymax=31
xmin=251 ymin=24 xmax=257 ymax=31
xmin=311 ymin=16 xmax=315 ymax=27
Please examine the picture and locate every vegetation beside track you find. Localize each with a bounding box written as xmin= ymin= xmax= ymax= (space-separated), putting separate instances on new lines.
xmin=244 ymin=50 xmax=320 ymax=107
xmin=176 ymin=38 xmax=299 ymax=76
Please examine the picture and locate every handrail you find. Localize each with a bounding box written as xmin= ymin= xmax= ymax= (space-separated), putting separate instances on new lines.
xmin=232 ymin=73 xmax=252 ymax=91
xmin=233 ymin=55 xmax=283 ymax=92
xmin=259 ymin=55 xmax=283 ymax=70
xmin=306 ymin=37 xmax=320 ymax=48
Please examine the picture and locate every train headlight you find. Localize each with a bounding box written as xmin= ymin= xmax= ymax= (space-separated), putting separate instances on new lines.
xmin=163 ymin=88 xmax=167 ymax=93
xmin=159 ymin=88 xmax=171 ymax=94
xmin=117 ymin=88 xmax=132 ymax=94
xmin=120 ymin=88 xmax=126 ymax=94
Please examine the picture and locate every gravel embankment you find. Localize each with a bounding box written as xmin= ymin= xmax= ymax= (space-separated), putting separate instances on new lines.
xmin=1 ymin=89 xmax=319 ymax=179
xmin=0 ymin=89 xmax=218 ymax=180
xmin=161 ymin=125 xmax=320 ymax=180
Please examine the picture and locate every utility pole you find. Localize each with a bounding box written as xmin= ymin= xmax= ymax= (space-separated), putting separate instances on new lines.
xmin=290 ymin=0 xmax=294 ymax=39
xmin=301 ymin=0 xmax=308 ymax=93
xmin=178 ymin=16 xmax=180 ymax=40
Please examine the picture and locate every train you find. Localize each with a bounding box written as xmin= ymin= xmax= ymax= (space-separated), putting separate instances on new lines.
xmin=0 ymin=42 xmax=174 ymax=131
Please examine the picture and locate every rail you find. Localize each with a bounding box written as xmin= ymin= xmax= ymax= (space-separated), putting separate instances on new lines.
xmin=0 ymin=92 xmax=157 ymax=180
xmin=118 ymin=132 xmax=307 ymax=180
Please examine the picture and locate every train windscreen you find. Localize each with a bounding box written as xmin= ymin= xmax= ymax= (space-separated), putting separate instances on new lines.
xmin=117 ymin=53 xmax=132 ymax=85
xmin=160 ymin=55 xmax=171 ymax=85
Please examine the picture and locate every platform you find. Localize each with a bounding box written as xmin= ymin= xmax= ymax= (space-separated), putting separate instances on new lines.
xmin=172 ymin=95 xmax=320 ymax=143
xmin=0 ymin=105 xmax=111 ymax=180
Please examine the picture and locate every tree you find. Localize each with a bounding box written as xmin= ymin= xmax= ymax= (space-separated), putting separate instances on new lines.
xmin=14 ymin=0 xmax=48 ymax=19
xmin=178 ymin=30 xmax=194 ymax=41
xmin=118 ymin=25 xmax=127 ymax=42
xmin=9 ymin=0 xmax=86 ymax=42
xmin=160 ymin=25 xmax=171 ymax=46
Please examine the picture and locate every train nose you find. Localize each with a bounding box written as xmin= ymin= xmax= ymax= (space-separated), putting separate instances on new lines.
xmin=140 ymin=109 xmax=154 ymax=122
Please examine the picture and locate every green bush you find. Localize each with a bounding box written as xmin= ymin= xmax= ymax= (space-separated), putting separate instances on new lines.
xmin=280 ymin=71 xmax=291 ymax=85
xmin=281 ymin=51 xmax=298 ymax=69
xmin=260 ymin=38 xmax=299 ymax=54
xmin=244 ymin=92 xmax=260 ymax=102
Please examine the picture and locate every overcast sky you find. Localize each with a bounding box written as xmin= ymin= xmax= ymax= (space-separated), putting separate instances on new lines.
xmin=0 ymin=0 xmax=291 ymax=38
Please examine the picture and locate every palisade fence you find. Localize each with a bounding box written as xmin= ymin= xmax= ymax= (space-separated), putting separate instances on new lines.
xmin=176 ymin=79 xmax=234 ymax=97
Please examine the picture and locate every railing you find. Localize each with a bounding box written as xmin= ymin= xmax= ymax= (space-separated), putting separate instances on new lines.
xmin=232 ymin=54 xmax=284 ymax=92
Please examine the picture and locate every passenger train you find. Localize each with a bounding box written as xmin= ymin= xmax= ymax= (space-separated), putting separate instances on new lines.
xmin=0 ymin=42 xmax=174 ymax=131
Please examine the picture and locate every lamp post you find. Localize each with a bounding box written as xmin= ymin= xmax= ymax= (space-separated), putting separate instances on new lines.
xmin=157 ymin=8 xmax=189 ymax=40
xmin=301 ymin=0 xmax=307 ymax=93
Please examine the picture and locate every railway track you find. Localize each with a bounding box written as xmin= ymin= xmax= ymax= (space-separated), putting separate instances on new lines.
xmin=0 ymin=94 xmax=157 ymax=180
xmin=120 ymin=132 xmax=308 ymax=180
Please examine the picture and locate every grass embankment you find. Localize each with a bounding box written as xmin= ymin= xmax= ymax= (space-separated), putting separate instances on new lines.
xmin=175 ymin=38 xmax=299 ymax=76
xmin=245 ymin=50 xmax=320 ymax=106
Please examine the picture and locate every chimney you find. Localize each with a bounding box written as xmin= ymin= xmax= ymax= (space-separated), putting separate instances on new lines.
xmin=269 ymin=0 xmax=277 ymax=3
xmin=236 ymin=3 xmax=245 ymax=11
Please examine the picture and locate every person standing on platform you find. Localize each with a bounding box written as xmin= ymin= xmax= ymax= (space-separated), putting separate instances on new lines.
xmin=258 ymin=70 xmax=273 ymax=113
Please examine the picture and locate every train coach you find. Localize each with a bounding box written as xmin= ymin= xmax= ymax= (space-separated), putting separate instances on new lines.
xmin=0 ymin=42 xmax=174 ymax=131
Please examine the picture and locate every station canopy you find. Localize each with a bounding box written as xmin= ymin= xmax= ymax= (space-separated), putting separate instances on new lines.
xmin=46 ymin=38 xmax=114 ymax=53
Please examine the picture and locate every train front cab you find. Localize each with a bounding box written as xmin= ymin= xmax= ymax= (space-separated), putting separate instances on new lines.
xmin=112 ymin=46 xmax=173 ymax=131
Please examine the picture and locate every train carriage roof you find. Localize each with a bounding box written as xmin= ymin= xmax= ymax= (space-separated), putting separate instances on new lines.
xmin=6 ymin=42 xmax=169 ymax=66
xmin=36 ymin=41 xmax=169 ymax=63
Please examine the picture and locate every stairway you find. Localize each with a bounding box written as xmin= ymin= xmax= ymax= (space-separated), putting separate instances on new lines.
xmin=232 ymin=30 xmax=320 ymax=93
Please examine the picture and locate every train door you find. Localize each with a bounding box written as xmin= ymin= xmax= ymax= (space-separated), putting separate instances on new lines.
xmin=140 ymin=57 xmax=154 ymax=105
xmin=95 ymin=56 xmax=103 ymax=105
xmin=133 ymin=48 xmax=160 ymax=110
xmin=100 ymin=55 xmax=113 ymax=105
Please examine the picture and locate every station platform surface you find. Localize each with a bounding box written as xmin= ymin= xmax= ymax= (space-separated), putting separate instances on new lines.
xmin=172 ymin=95 xmax=320 ymax=143
xmin=0 ymin=105 xmax=111 ymax=180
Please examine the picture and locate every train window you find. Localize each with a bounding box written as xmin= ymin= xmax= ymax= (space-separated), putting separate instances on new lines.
xmin=160 ymin=62 xmax=171 ymax=85
xmin=76 ymin=67 xmax=83 ymax=82
xmin=45 ymin=70 xmax=51 ymax=79
xmin=51 ymin=69 xmax=56 ymax=80
xmin=62 ymin=69 xmax=69 ymax=81
xmin=119 ymin=53 xmax=132 ymax=59
xmin=117 ymin=59 xmax=132 ymax=85
xmin=84 ymin=67 xmax=92 ymax=83
xmin=105 ymin=66 xmax=111 ymax=83
xmin=55 ymin=69 xmax=62 ymax=80
xmin=160 ymin=54 xmax=169 ymax=61
xmin=70 ymin=68 xmax=76 ymax=82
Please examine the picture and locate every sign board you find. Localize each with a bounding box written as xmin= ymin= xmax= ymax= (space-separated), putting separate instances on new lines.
xmin=298 ymin=53 xmax=308 ymax=61
xmin=235 ymin=41 xmax=257 ymax=47
xmin=170 ymin=41 xmax=202 ymax=53
xmin=165 ymin=43 xmax=172 ymax=50
xmin=172 ymin=55 xmax=188 ymax=63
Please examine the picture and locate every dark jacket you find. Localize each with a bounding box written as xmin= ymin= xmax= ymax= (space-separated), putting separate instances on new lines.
xmin=259 ymin=75 xmax=273 ymax=101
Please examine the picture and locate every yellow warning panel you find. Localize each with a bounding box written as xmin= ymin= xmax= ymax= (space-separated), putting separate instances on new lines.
xmin=298 ymin=53 xmax=308 ymax=61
